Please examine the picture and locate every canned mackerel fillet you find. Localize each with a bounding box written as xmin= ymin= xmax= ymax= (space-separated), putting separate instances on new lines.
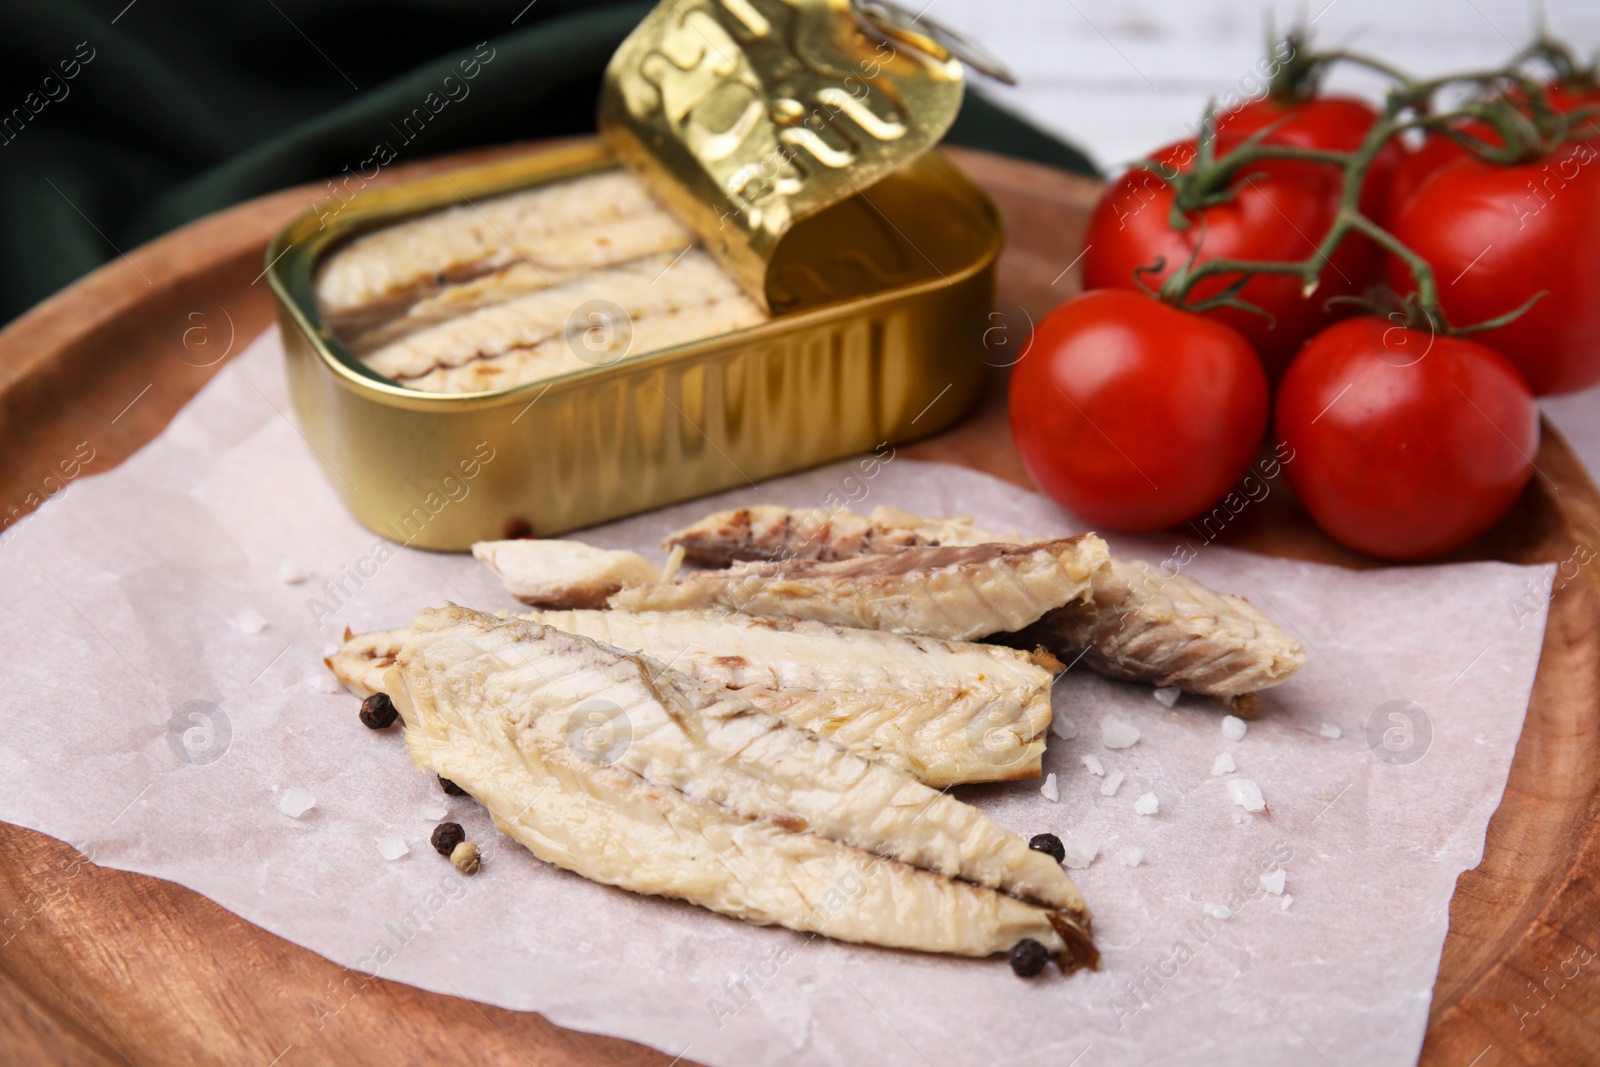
xmin=267 ymin=0 xmax=1003 ymax=550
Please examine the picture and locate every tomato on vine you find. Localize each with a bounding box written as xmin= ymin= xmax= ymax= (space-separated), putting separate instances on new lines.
xmin=1514 ymin=37 xmax=1600 ymax=142
xmin=1384 ymin=87 xmax=1600 ymax=222
xmin=1384 ymin=137 xmax=1600 ymax=395
xmin=1275 ymin=318 xmax=1538 ymax=560
xmin=1216 ymin=94 xmax=1408 ymax=214
xmin=1082 ymin=140 xmax=1370 ymax=380
xmin=1382 ymin=119 xmax=1502 ymax=222
xmin=1009 ymin=290 xmax=1269 ymax=531
xmin=1542 ymin=81 xmax=1600 ymax=139
xmin=1021 ymin=31 xmax=1591 ymax=559
xmin=1386 ymin=42 xmax=1600 ymax=221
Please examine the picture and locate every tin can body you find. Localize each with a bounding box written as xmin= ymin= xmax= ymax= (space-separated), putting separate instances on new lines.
xmin=269 ymin=139 xmax=999 ymax=550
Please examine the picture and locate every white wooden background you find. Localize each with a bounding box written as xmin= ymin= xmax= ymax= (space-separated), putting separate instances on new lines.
xmin=933 ymin=0 xmax=1600 ymax=168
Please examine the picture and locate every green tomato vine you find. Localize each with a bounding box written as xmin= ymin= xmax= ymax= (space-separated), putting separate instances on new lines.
xmin=1123 ymin=32 xmax=1600 ymax=337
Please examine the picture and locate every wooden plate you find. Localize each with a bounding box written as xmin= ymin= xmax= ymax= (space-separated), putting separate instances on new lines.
xmin=1 ymin=143 xmax=1595 ymax=1066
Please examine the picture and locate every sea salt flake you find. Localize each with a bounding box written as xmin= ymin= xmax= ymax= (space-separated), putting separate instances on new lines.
xmin=376 ymin=835 xmax=409 ymax=860
xmin=1121 ymin=848 xmax=1144 ymax=867
xmin=1040 ymin=773 xmax=1060 ymax=803
xmin=1221 ymin=715 xmax=1248 ymax=741
xmin=1152 ymin=686 xmax=1181 ymax=708
xmin=1259 ymin=869 xmax=1287 ymax=895
xmin=1227 ymin=778 xmax=1267 ymax=813
xmin=276 ymin=559 xmax=312 ymax=584
xmin=1101 ymin=714 xmax=1140 ymax=749
xmin=1133 ymin=792 xmax=1159 ymax=816
xmin=1281 ymin=894 xmax=1294 ymax=910
xmin=1211 ymin=752 xmax=1235 ymax=776
xmin=1206 ymin=904 xmax=1232 ymax=920
xmin=1081 ymin=754 xmax=1105 ymax=777
xmin=1050 ymin=717 xmax=1078 ymax=741
xmin=306 ymin=672 xmax=339 ymax=695
xmin=420 ymin=804 xmax=449 ymax=821
xmin=279 ymin=788 xmax=316 ymax=818
xmin=1100 ymin=770 xmax=1124 ymax=797
xmin=1319 ymin=723 xmax=1343 ymax=740
xmin=234 ymin=609 xmax=267 ymax=635
xmin=1063 ymin=838 xmax=1098 ymax=869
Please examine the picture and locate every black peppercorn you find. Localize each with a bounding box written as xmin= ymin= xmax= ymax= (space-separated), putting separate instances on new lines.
xmin=439 ymin=775 xmax=466 ymax=796
xmin=1028 ymin=832 xmax=1065 ymax=863
xmin=1009 ymin=938 xmax=1049 ymax=978
xmin=431 ymin=822 xmax=466 ymax=856
xmin=359 ymin=693 xmax=398 ymax=730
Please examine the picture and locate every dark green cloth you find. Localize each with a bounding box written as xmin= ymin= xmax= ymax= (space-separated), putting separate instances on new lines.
xmin=0 ymin=0 xmax=1096 ymax=325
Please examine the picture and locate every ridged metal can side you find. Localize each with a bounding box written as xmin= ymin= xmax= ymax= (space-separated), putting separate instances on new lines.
xmin=268 ymin=139 xmax=999 ymax=551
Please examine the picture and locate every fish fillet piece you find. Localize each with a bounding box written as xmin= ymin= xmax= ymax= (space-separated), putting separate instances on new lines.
xmin=386 ymin=606 xmax=1096 ymax=964
xmin=328 ymin=625 xmax=407 ymax=698
xmin=361 ymin=250 xmax=764 ymax=393
xmin=609 ymin=537 xmax=1109 ymax=641
xmin=327 ymin=608 xmax=1056 ymax=787
xmin=1007 ymin=559 xmax=1307 ymax=700
xmin=663 ymin=505 xmax=1306 ymax=699
xmin=333 ymin=213 xmax=702 ymax=355
xmin=472 ymin=540 xmax=663 ymax=609
xmin=315 ymin=170 xmax=691 ymax=318
xmin=403 ymin=296 xmax=762 ymax=394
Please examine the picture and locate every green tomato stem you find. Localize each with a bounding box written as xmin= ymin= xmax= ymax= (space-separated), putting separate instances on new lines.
xmin=1150 ymin=51 xmax=1571 ymax=336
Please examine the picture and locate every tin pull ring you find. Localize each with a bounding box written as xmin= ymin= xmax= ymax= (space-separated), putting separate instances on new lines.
xmin=852 ymin=0 xmax=1018 ymax=85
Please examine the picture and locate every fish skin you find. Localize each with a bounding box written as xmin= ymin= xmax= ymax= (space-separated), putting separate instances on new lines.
xmin=386 ymin=606 xmax=1095 ymax=963
xmin=662 ymin=505 xmax=1307 ymax=698
xmin=328 ymin=608 xmax=1055 ymax=787
xmin=663 ymin=503 xmax=1017 ymax=564
xmin=609 ymin=538 xmax=1109 ymax=641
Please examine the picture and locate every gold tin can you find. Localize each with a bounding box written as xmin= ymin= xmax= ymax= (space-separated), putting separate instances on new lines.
xmin=266 ymin=138 xmax=1000 ymax=550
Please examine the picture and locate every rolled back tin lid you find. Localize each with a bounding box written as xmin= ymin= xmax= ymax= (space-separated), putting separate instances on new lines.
xmin=599 ymin=0 xmax=1003 ymax=314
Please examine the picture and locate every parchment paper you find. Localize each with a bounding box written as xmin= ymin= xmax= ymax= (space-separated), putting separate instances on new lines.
xmin=0 ymin=329 xmax=1552 ymax=1066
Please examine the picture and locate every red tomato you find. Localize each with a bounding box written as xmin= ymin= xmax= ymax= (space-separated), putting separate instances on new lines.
xmin=1010 ymin=289 xmax=1269 ymax=531
xmin=1547 ymin=83 xmax=1600 ymax=140
xmin=1084 ymin=140 xmax=1371 ymax=381
xmin=1385 ymin=138 xmax=1600 ymax=395
xmin=1382 ymin=119 xmax=1502 ymax=223
xmin=1512 ymin=81 xmax=1600 ymax=142
xmin=1385 ymin=85 xmax=1600 ymax=221
xmin=1276 ymin=318 xmax=1537 ymax=560
xmin=1216 ymin=95 xmax=1408 ymax=215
